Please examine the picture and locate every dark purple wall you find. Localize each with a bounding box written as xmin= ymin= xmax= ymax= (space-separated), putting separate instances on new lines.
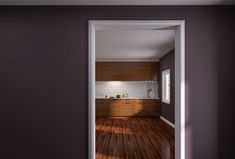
xmin=160 ymin=49 xmax=175 ymax=124
xmin=0 ymin=6 xmax=235 ymax=159
xmin=217 ymin=10 xmax=235 ymax=159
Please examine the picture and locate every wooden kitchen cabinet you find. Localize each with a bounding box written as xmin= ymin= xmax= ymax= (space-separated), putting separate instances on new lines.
xmin=96 ymin=62 xmax=160 ymax=81
xmin=119 ymin=100 xmax=133 ymax=116
xmin=96 ymin=99 xmax=119 ymax=116
xmin=109 ymin=102 xmax=119 ymax=116
xmin=133 ymin=104 xmax=145 ymax=116
xmin=96 ymin=104 xmax=109 ymax=116
xmin=132 ymin=99 xmax=160 ymax=116
xmin=96 ymin=99 xmax=160 ymax=117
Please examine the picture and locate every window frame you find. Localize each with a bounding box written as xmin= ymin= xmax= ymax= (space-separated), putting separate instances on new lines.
xmin=162 ymin=69 xmax=171 ymax=104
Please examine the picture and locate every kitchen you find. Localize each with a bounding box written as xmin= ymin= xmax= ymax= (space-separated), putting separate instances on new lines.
xmin=95 ymin=29 xmax=175 ymax=159
xmin=96 ymin=62 xmax=160 ymax=117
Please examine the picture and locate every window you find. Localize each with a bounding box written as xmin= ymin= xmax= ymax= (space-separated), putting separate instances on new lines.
xmin=162 ymin=69 xmax=170 ymax=104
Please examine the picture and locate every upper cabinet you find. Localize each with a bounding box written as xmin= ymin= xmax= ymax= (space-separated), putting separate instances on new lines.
xmin=96 ymin=62 xmax=160 ymax=81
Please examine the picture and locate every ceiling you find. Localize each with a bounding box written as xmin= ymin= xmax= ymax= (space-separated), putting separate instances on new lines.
xmin=96 ymin=30 xmax=175 ymax=62
xmin=0 ymin=0 xmax=234 ymax=5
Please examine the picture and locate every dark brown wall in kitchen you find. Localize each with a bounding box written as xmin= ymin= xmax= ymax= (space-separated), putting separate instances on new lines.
xmin=159 ymin=49 xmax=175 ymax=124
xmin=0 ymin=6 xmax=235 ymax=159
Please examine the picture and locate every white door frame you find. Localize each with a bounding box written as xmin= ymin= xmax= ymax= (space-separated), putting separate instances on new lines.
xmin=88 ymin=20 xmax=185 ymax=159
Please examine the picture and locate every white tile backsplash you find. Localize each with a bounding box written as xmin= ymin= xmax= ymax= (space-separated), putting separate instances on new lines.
xmin=96 ymin=81 xmax=158 ymax=99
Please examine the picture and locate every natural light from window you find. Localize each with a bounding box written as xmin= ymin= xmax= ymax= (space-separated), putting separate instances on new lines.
xmin=162 ymin=69 xmax=170 ymax=104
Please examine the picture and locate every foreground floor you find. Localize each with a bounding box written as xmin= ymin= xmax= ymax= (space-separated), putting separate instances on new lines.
xmin=96 ymin=117 xmax=174 ymax=159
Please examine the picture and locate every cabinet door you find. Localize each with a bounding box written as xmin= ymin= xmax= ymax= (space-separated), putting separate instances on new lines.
xmin=119 ymin=100 xmax=133 ymax=116
xmin=108 ymin=102 xmax=120 ymax=116
xmin=133 ymin=100 xmax=160 ymax=116
xmin=96 ymin=62 xmax=159 ymax=81
xmin=96 ymin=104 xmax=110 ymax=116
xmin=133 ymin=104 xmax=148 ymax=116
xmin=96 ymin=100 xmax=120 ymax=117
xmin=143 ymin=104 xmax=159 ymax=116
xmin=143 ymin=100 xmax=160 ymax=116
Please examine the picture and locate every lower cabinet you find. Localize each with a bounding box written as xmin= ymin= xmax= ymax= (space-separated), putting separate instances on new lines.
xmin=109 ymin=102 xmax=119 ymax=116
xmin=132 ymin=100 xmax=160 ymax=116
xmin=119 ymin=101 xmax=133 ymax=116
xmin=96 ymin=100 xmax=119 ymax=116
xmin=133 ymin=104 xmax=146 ymax=116
xmin=96 ymin=99 xmax=160 ymax=117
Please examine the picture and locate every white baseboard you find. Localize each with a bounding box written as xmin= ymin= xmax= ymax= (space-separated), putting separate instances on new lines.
xmin=160 ymin=116 xmax=175 ymax=129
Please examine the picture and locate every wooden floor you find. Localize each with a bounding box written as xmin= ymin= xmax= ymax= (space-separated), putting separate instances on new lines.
xmin=96 ymin=117 xmax=174 ymax=159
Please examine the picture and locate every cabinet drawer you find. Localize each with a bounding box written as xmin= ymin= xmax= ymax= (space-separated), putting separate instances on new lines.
xmin=120 ymin=100 xmax=132 ymax=104
xmin=96 ymin=100 xmax=107 ymax=104
xmin=133 ymin=99 xmax=144 ymax=104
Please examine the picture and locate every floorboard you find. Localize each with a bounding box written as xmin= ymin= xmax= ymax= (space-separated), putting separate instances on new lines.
xmin=96 ymin=117 xmax=174 ymax=159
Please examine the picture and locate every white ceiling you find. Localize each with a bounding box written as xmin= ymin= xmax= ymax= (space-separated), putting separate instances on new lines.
xmin=0 ymin=0 xmax=234 ymax=5
xmin=96 ymin=30 xmax=175 ymax=62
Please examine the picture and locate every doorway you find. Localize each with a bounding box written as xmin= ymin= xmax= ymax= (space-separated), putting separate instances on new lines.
xmin=88 ymin=20 xmax=185 ymax=159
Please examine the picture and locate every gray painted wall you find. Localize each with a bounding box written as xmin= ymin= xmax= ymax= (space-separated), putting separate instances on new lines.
xmin=0 ymin=6 xmax=235 ymax=159
xmin=160 ymin=49 xmax=175 ymax=124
